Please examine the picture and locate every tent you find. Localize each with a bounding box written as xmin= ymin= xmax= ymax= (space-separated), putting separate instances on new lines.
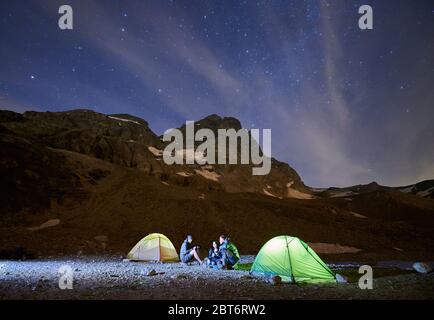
xmin=250 ymin=235 xmax=336 ymax=283
xmin=127 ymin=233 xmax=179 ymax=262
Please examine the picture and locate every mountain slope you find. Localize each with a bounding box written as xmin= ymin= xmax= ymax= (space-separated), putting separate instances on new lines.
xmin=0 ymin=109 xmax=311 ymax=200
xmin=0 ymin=109 xmax=433 ymax=260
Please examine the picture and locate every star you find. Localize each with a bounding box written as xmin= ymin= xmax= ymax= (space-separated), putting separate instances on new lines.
xmin=30 ymin=75 xmax=35 ymax=80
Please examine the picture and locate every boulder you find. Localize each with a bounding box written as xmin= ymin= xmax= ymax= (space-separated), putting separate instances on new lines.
xmin=336 ymin=273 xmax=348 ymax=283
xmin=146 ymin=269 xmax=157 ymax=276
xmin=413 ymin=262 xmax=432 ymax=274
xmin=268 ymin=275 xmax=281 ymax=285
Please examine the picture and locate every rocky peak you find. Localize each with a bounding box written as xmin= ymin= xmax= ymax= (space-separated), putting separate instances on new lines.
xmin=178 ymin=114 xmax=242 ymax=134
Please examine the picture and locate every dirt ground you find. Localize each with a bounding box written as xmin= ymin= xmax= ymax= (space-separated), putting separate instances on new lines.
xmin=1 ymin=256 xmax=433 ymax=300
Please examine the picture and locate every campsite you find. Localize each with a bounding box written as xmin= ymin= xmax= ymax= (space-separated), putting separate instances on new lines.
xmin=0 ymin=0 xmax=434 ymax=310
xmin=1 ymin=232 xmax=433 ymax=300
xmin=1 ymin=108 xmax=434 ymax=300
xmin=1 ymin=255 xmax=433 ymax=300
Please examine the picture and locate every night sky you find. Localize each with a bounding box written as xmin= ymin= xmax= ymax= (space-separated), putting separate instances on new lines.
xmin=1 ymin=0 xmax=433 ymax=187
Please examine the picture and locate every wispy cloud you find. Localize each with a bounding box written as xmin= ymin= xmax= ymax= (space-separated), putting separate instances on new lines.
xmin=19 ymin=0 xmax=434 ymax=187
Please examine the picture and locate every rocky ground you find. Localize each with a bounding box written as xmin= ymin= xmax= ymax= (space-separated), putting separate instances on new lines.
xmin=1 ymin=256 xmax=433 ymax=300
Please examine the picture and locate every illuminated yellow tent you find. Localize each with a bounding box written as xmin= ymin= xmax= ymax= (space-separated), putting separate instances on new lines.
xmin=127 ymin=233 xmax=179 ymax=262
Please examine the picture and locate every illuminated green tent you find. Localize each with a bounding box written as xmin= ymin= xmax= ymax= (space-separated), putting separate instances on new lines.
xmin=250 ymin=235 xmax=336 ymax=283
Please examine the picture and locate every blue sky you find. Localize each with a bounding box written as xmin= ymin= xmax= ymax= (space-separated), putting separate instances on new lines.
xmin=1 ymin=0 xmax=433 ymax=187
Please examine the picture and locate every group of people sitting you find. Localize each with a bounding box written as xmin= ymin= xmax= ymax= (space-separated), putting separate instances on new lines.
xmin=179 ymin=234 xmax=240 ymax=269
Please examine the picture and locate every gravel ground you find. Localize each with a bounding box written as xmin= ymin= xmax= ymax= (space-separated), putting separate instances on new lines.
xmin=1 ymin=256 xmax=433 ymax=300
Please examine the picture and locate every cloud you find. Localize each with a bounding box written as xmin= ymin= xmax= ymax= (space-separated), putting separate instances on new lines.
xmin=249 ymin=2 xmax=372 ymax=187
xmin=63 ymin=1 xmax=247 ymax=121
xmin=20 ymin=0 xmax=434 ymax=187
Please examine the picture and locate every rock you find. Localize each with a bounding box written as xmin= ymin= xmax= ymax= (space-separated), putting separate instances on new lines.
xmin=413 ymin=262 xmax=432 ymax=274
xmin=171 ymin=273 xmax=189 ymax=280
xmin=268 ymin=275 xmax=281 ymax=285
xmin=336 ymin=273 xmax=348 ymax=283
xmin=146 ymin=269 xmax=157 ymax=276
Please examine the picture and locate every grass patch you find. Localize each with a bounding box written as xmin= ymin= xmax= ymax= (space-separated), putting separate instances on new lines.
xmin=234 ymin=263 xmax=252 ymax=271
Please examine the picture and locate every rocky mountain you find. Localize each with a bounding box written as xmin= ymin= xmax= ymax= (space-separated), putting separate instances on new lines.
xmin=317 ymin=180 xmax=434 ymax=199
xmin=0 ymin=109 xmax=433 ymax=260
xmin=398 ymin=180 xmax=434 ymax=199
xmin=0 ymin=109 xmax=311 ymax=204
xmin=163 ymin=113 xmax=311 ymax=198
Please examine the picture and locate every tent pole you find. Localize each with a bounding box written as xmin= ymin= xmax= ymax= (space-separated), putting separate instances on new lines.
xmin=285 ymin=236 xmax=296 ymax=283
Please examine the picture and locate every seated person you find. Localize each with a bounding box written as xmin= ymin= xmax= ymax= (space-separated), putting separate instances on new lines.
xmin=207 ymin=241 xmax=222 ymax=266
xmin=179 ymin=235 xmax=203 ymax=265
xmin=218 ymin=235 xmax=240 ymax=269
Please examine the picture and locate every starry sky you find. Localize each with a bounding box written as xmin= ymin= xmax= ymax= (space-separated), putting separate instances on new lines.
xmin=1 ymin=0 xmax=433 ymax=187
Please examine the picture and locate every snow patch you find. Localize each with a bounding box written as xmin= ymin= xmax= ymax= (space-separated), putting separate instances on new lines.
xmin=194 ymin=168 xmax=220 ymax=181
xmin=175 ymin=149 xmax=206 ymax=163
xmin=330 ymin=191 xmax=358 ymax=198
xmin=349 ymin=211 xmax=367 ymax=219
xmin=108 ymin=116 xmax=142 ymax=126
xmin=417 ymin=187 xmax=434 ymax=197
xmin=286 ymin=181 xmax=314 ymax=199
xmin=148 ymin=146 xmax=163 ymax=157
xmin=263 ymin=188 xmax=277 ymax=198
xmin=27 ymin=219 xmax=60 ymax=231
xmin=400 ymin=186 xmax=415 ymax=193
xmin=176 ymin=171 xmax=192 ymax=177
xmin=311 ymin=187 xmax=326 ymax=192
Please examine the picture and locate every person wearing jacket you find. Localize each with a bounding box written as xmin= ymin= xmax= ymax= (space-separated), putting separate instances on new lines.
xmin=218 ymin=235 xmax=240 ymax=269
xmin=207 ymin=241 xmax=222 ymax=266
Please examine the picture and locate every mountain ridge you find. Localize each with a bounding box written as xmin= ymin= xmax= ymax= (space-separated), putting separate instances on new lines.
xmin=1 ymin=108 xmax=433 ymax=259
